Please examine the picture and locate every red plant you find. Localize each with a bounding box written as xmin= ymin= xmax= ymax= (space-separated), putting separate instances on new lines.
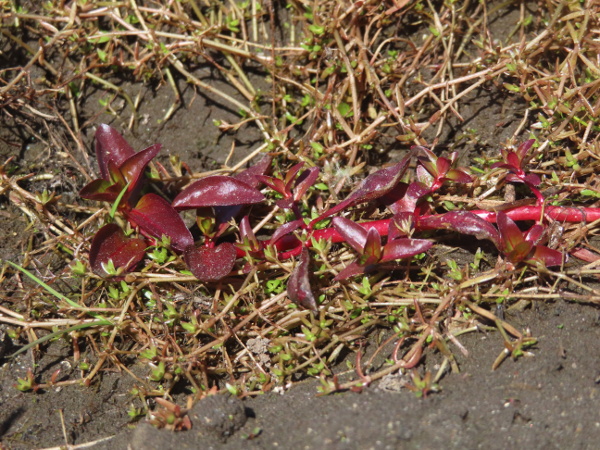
xmin=80 ymin=127 xmax=600 ymax=306
xmin=491 ymin=139 xmax=544 ymax=205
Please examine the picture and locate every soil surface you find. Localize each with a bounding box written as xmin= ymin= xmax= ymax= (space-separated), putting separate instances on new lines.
xmin=1 ymin=3 xmax=600 ymax=449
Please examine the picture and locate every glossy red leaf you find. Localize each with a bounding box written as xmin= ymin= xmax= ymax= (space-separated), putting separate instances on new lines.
xmin=238 ymin=215 xmax=260 ymax=252
xmin=270 ymin=219 xmax=304 ymax=245
xmin=127 ymin=193 xmax=194 ymax=252
xmin=332 ymin=217 xmax=368 ymax=254
xmin=255 ymin=175 xmax=287 ymax=196
xmin=436 ymin=157 xmax=451 ymax=176
xmin=234 ymin=154 xmax=273 ymax=188
xmin=284 ymin=162 xmax=305 ymax=192
xmin=173 ymin=176 xmax=265 ymax=210
xmin=444 ymin=169 xmax=472 ymax=183
xmin=293 ymin=167 xmax=320 ymax=201
xmin=497 ymin=212 xmax=526 ymax=253
xmin=524 ymin=173 xmax=541 ymax=187
xmin=118 ymin=143 xmax=161 ymax=189
xmin=334 ymin=261 xmax=366 ymax=281
xmin=416 ymin=165 xmax=434 ymax=187
xmin=516 ymin=139 xmax=535 ymax=160
xmin=388 ymin=212 xmax=414 ymax=241
xmin=506 ymin=151 xmax=522 ymax=169
xmin=79 ymin=178 xmax=122 ymax=202
xmin=89 ymin=223 xmax=146 ymax=277
xmin=287 ymin=247 xmax=317 ymax=310
xmin=184 ymin=243 xmax=237 ymax=282
xmin=389 ymin=181 xmax=431 ymax=215
xmin=311 ymin=154 xmax=411 ymax=226
xmin=529 ymin=246 xmax=563 ymax=267
xmin=525 ymin=224 xmax=544 ymax=244
xmin=361 ymin=227 xmax=382 ymax=265
xmin=95 ymin=124 xmax=136 ymax=180
xmin=417 ymin=211 xmax=500 ymax=248
xmin=507 ymin=240 xmax=533 ymax=263
xmin=381 ymin=238 xmax=433 ymax=262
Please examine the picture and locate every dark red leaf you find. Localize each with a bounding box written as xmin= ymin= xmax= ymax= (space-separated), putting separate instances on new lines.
xmin=516 ymin=139 xmax=535 ymax=160
xmin=127 ymin=193 xmax=194 ymax=252
xmin=334 ymin=261 xmax=365 ymax=281
xmin=497 ymin=212 xmax=526 ymax=253
xmin=118 ymin=143 xmax=161 ymax=190
xmin=287 ymin=247 xmax=317 ymax=310
xmin=417 ymin=211 xmax=500 ymax=248
xmin=436 ymin=157 xmax=451 ymax=176
xmin=388 ymin=212 xmax=414 ymax=241
xmin=89 ymin=224 xmax=146 ymax=277
xmin=361 ymin=227 xmax=382 ymax=265
xmin=270 ymin=219 xmax=304 ymax=246
xmin=173 ymin=176 xmax=265 ymax=210
xmin=524 ymin=173 xmax=541 ymax=187
xmin=79 ymin=178 xmax=122 ymax=202
xmin=284 ymin=162 xmax=305 ymax=192
xmin=311 ymin=154 xmax=412 ymax=226
xmin=238 ymin=215 xmax=260 ymax=252
xmin=255 ymin=175 xmax=287 ymax=196
xmin=332 ymin=217 xmax=368 ymax=254
xmin=381 ymin=238 xmax=433 ymax=262
xmin=529 ymin=246 xmax=563 ymax=267
xmin=389 ymin=181 xmax=431 ymax=215
xmin=525 ymin=224 xmax=544 ymax=244
xmin=234 ymin=154 xmax=273 ymax=188
xmin=444 ymin=169 xmax=472 ymax=184
xmin=293 ymin=167 xmax=320 ymax=201
xmin=95 ymin=124 xmax=135 ymax=180
xmin=184 ymin=243 xmax=237 ymax=281
xmin=506 ymin=152 xmax=522 ymax=169
xmin=416 ymin=165 xmax=434 ymax=187
xmin=507 ymin=240 xmax=533 ymax=263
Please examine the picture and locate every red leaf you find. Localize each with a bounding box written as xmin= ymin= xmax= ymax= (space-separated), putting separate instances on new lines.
xmin=95 ymin=124 xmax=135 ymax=180
xmin=525 ymin=224 xmax=544 ymax=244
xmin=284 ymin=162 xmax=305 ymax=192
xmin=234 ymin=155 xmax=273 ymax=188
xmin=507 ymin=240 xmax=533 ymax=263
xmin=238 ymin=215 xmax=260 ymax=252
xmin=293 ymin=167 xmax=320 ymax=201
xmin=524 ymin=173 xmax=541 ymax=187
xmin=497 ymin=212 xmax=526 ymax=253
xmin=389 ymin=181 xmax=431 ymax=215
xmin=416 ymin=165 xmax=434 ymax=187
xmin=184 ymin=243 xmax=237 ymax=281
xmin=128 ymin=194 xmax=194 ymax=252
xmin=270 ymin=219 xmax=304 ymax=245
xmin=417 ymin=211 xmax=500 ymax=248
xmin=436 ymin=157 xmax=451 ymax=176
xmin=287 ymin=247 xmax=317 ymax=310
xmin=334 ymin=261 xmax=365 ymax=281
xmin=381 ymin=238 xmax=433 ymax=262
xmin=118 ymin=143 xmax=161 ymax=189
xmin=506 ymin=152 xmax=522 ymax=169
xmin=332 ymin=217 xmax=368 ymax=254
xmin=529 ymin=246 xmax=563 ymax=267
xmin=89 ymin=224 xmax=146 ymax=277
xmin=361 ymin=228 xmax=382 ymax=265
xmin=79 ymin=178 xmax=122 ymax=202
xmin=311 ymin=154 xmax=411 ymax=226
xmin=173 ymin=176 xmax=265 ymax=210
xmin=516 ymin=139 xmax=535 ymax=161
xmin=444 ymin=169 xmax=472 ymax=184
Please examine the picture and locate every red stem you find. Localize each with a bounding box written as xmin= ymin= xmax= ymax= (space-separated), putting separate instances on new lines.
xmin=236 ymin=205 xmax=600 ymax=259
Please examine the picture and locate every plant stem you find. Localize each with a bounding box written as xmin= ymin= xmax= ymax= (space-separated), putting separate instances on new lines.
xmin=238 ymin=205 xmax=600 ymax=259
